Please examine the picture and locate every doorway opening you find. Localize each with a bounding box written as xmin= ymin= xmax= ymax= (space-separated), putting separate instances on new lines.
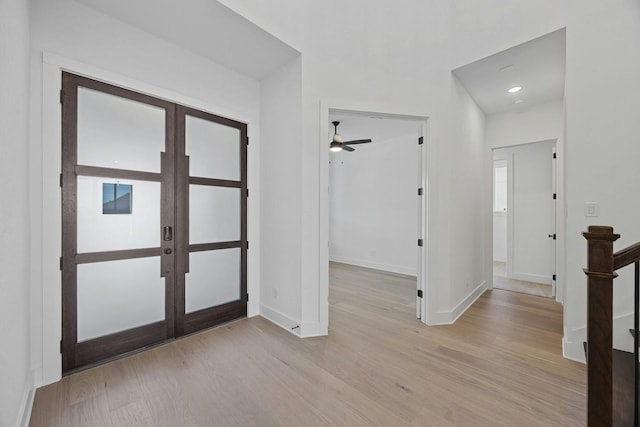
xmin=326 ymin=110 xmax=426 ymax=325
xmin=492 ymin=140 xmax=557 ymax=298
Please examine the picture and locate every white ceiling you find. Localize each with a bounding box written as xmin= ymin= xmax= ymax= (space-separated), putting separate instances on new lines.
xmin=452 ymin=29 xmax=566 ymax=115
xmin=328 ymin=112 xmax=422 ymax=147
xmin=75 ymin=0 xmax=300 ymax=81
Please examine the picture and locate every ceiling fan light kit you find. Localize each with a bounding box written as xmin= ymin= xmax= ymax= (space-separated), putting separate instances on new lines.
xmin=328 ymin=121 xmax=372 ymax=153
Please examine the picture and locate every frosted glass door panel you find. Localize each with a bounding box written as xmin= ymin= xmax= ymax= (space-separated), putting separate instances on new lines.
xmin=189 ymin=185 xmax=240 ymax=243
xmin=77 ymin=87 xmax=165 ymax=172
xmin=77 ymin=176 xmax=161 ymax=253
xmin=185 ymin=115 xmax=240 ymax=180
xmin=186 ymin=249 xmax=240 ymax=313
xmin=77 ymin=257 xmax=165 ymax=341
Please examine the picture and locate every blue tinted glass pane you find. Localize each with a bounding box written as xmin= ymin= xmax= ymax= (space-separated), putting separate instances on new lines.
xmin=103 ymin=183 xmax=132 ymax=215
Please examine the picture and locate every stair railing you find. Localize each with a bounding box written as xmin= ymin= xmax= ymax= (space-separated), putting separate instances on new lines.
xmin=584 ymin=225 xmax=639 ymax=427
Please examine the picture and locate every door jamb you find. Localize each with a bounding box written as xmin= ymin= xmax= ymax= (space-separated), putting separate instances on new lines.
xmin=318 ymin=102 xmax=430 ymax=329
xmin=490 ymin=138 xmax=560 ymax=301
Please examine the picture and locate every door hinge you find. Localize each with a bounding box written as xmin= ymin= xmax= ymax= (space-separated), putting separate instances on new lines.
xmin=417 ymin=289 xmax=423 ymax=298
xmin=418 ymin=136 xmax=424 ymax=145
xmin=246 ymin=293 xmax=249 ymax=302
xmin=246 ymin=241 xmax=249 ymax=250
xmin=553 ymin=152 xmax=557 ymax=159
xmin=246 ymin=188 xmax=249 ymax=198
xmin=246 ymin=136 xmax=249 ymax=145
xmin=553 ymin=193 xmax=556 ymax=200
xmin=60 ymin=339 xmax=63 ymax=353
xmin=417 ymin=239 xmax=423 ymax=247
xmin=552 ymin=274 xmax=557 ymax=281
xmin=60 ymin=173 xmax=63 ymax=187
xmin=418 ymin=188 xmax=423 ymax=196
xmin=59 ymin=256 xmax=63 ymax=271
xmin=60 ymin=89 xmax=63 ymax=104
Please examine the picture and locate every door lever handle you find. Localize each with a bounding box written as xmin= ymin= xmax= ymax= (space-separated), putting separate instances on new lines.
xmin=163 ymin=226 xmax=173 ymax=241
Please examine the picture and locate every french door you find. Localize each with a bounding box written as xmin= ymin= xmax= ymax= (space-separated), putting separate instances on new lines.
xmin=61 ymin=72 xmax=247 ymax=373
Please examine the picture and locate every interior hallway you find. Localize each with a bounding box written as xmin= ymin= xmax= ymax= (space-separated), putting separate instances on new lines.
xmin=30 ymin=262 xmax=585 ymax=426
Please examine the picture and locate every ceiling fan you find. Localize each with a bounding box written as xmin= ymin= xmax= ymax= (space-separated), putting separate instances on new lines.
xmin=329 ymin=121 xmax=372 ymax=152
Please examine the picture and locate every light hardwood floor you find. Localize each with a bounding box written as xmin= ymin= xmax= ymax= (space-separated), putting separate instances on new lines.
xmin=30 ymin=262 xmax=585 ymax=426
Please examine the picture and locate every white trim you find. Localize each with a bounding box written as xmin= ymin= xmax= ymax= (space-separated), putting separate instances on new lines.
xmin=562 ymin=337 xmax=586 ymax=364
xmin=300 ymin=321 xmax=325 ymax=338
xmin=431 ymin=281 xmax=488 ymax=325
xmin=39 ymin=52 xmax=261 ymax=385
xmin=329 ymin=256 xmax=417 ymax=277
xmin=259 ymin=304 xmax=301 ymax=336
xmin=510 ymin=272 xmax=553 ymax=285
xmin=15 ymin=370 xmax=35 ymax=427
xmin=319 ymin=100 xmax=431 ymax=332
xmin=564 ymin=310 xmax=636 ymax=362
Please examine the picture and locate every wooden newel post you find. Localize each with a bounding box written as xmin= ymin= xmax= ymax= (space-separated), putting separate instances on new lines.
xmin=583 ymin=225 xmax=620 ymax=427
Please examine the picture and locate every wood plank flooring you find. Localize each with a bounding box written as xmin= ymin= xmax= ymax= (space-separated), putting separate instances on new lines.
xmin=30 ymin=262 xmax=586 ymax=426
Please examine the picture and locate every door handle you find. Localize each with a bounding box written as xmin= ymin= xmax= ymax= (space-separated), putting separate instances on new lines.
xmin=548 ymin=234 xmax=556 ymax=240
xmin=163 ymin=226 xmax=173 ymax=241
xmin=164 ymin=248 xmax=172 ymax=255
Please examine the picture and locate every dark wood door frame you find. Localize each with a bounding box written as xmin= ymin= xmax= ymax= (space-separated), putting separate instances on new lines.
xmin=61 ymin=72 xmax=247 ymax=373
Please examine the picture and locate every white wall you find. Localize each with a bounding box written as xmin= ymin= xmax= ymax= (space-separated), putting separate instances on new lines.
xmin=30 ymin=0 xmax=263 ymax=385
xmin=259 ymin=57 xmax=303 ymax=330
xmin=0 ymin=0 xmax=32 ymax=425
xmin=451 ymin=0 xmax=569 ymax=69
xmin=455 ymin=0 xmax=640 ymax=361
xmin=213 ymin=0 xmax=491 ymax=327
xmin=494 ymin=141 xmax=556 ymax=285
xmin=306 ymin=2 xmax=489 ymax=327
xmin=563 ymin=0 xmax=640 ymax=361
xmin=448 ymin=76 xmax=489 ymax=315
xmin=329 ymin=132 xmax=419 ymax=276
xmin=493 ymin=213 xmax=507 ymax=262
xmin=485 ymin=99 xmax=564 ymax=149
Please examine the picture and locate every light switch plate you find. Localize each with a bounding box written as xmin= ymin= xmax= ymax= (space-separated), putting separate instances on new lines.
xmin=584 ymin=202 xmax=599 ymax=217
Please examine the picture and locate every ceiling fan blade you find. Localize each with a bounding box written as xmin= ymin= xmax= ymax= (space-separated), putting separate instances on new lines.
xmin=343 ymin=139 xmax=372 ymax=145
xmin=342 ymin=145 xmax=355 ymax=152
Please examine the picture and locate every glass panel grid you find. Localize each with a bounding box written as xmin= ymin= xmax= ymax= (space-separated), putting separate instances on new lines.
xmin=185 ymin=249 xmax=241 ymax=313
xmin=185 ymin=115 xmax=240 ymax=180
xmin=77 ymin=257 xmax=165 ymax=341
xmin=77 ymin=87 xmax=165 ymax=172
xmin=189 ymin=185 xmax=241 ymax=244
xmin=77 ymin=177 xmax=160 ymax=253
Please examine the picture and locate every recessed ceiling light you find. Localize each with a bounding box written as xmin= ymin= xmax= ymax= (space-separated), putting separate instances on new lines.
xmin=514 ymin=99 xmax=525 ymax=104
xmin=508 ymin=86 xmax=522 ymax=93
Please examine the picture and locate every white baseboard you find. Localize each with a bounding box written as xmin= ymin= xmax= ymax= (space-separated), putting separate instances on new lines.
xmin=562 ymin=336 xmax=586 ymax=364
xmin=563 ymin=311 xmax=635 ymax=363
xmin=429 ymin=281 xmax=488 ymax=325
xmin=260 ymin=304 xmax=302 ymax=336
xmin=329 ymin=256 xmax=416 ymax=277
xmin=511 ymin=271 xmax=552 ymax=285
xmin=300 ymin=321 xmax=327 ymax=338
xmin=16 ymin=370 xmax=35 ymax=427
